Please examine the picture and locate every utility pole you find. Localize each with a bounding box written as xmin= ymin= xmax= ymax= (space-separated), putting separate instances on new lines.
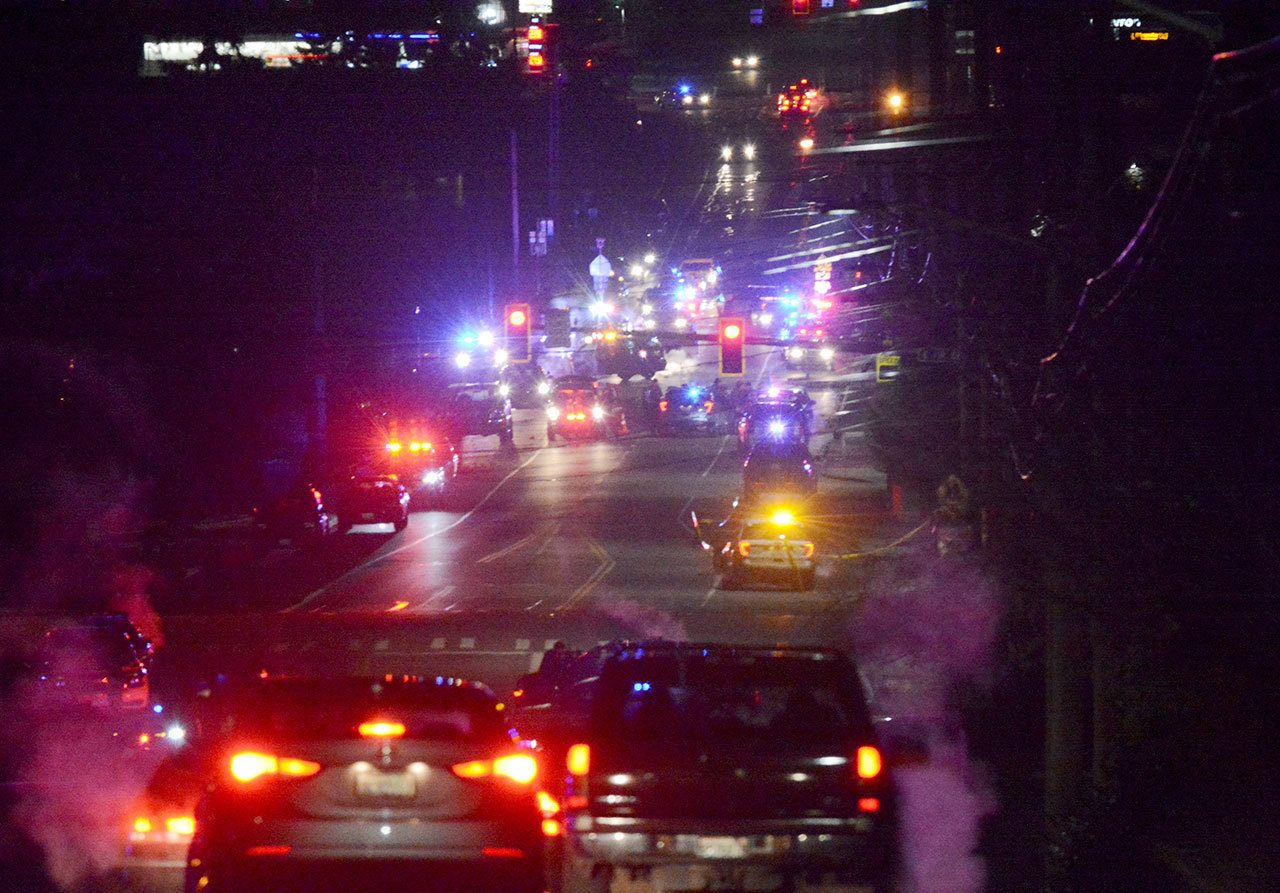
xmin=510 ymin=129 xmax=521 ymax=286
xmin=549 ymin=70 xmax=561 ymax=246
xmin=311 ymin=165 xmax=327 ymax=467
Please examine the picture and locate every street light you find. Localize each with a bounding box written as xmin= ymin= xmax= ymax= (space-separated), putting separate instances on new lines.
xmin=643 ymin=252 xmax=656 ymax=265
xmin=630 ymin=263 xmax=644 ymax=277
xmin=886 ymin=89 xmax=906 ymax=114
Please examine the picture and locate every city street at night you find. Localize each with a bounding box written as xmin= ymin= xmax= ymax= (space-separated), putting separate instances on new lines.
xmin=3 ymin=3 xmax=1280 ymax=893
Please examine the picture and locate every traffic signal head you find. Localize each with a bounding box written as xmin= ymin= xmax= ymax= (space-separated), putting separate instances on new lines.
xmin=719 ymin=317 xmax=745 ymax=376
xmin=504 ymin=303 xmax=532 ymax=363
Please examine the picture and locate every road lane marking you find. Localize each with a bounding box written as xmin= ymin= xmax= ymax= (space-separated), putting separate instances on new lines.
xmin=556 ymin=539 xmax=616 ymax=610
xmin=476 ymin=523 xmax=550 ymax=565
xmin=386 ymin=601 xmax=410 ymax=613
xmin=411 ymin=584 xmax=454 ymax=613
xmin=284 ymin=448 xmax=544 ymax=613
xmin=701 ymin=586 xmax=718 ymax=606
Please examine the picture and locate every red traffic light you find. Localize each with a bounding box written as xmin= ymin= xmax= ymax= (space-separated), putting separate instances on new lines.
xmin=504 ymin=303 xmax=532 ymax=363
xmin=719 ymin=317 xmax=745 ymax=376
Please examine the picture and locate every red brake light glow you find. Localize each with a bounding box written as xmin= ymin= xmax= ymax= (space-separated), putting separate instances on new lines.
xmin=451 ymin=753 xmax=539 ymax=785
xmin=358 ymin=721 xmax=406 ymax=739
xmin=566 ymin=743 xmax=591 ymax=776
xmin=856 ymin=745 xmax=883 ymax=780
xmin=858 ymin=797 xmax=881 ymax=813
xmin=229 ymin=751 xmax=321 ymax=783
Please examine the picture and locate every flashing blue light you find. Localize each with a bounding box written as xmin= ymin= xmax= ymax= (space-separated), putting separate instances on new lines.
xmin=677 ymin=83 xmax=693 ymax=96
xmin=769 ymin=420 xmax=787 ymax=437
xmin=686 ymin=386 xmax=702 ymax=398
xmin=779 ymin=329 xmax=790 ymax=339
xmin=632 ymin=682 xmax=653 ymax=692
xmin=152 ymin=704 xmax=164 ymax=714
xmin=372 ymin=33 xmax=386 ymax=39
xmin=459 ymin=332 xmax=477 ymax=347
xmin=409 ymin=33 xmax=433 ymax=39
xmin=389 ymin=33 xmax=403 ymax=39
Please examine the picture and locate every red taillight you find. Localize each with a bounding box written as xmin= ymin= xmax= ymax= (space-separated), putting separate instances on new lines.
xmin=659 ymin=400 xmax=669 ymax=412
xmin=738 ymin=542 xmax=751 ymax=557
xmin=451 ymin=753 xmax=538 ymax=785
xmin=358 ymin=720 xmax=406 ymax=739
xmin=482 ymin=847 xmax=525 ymax=859
xmin=858 ymin=797 xmax=881 ymax=813
xmin=856 ymin=745 xmax=882 ymax=780
xmin=245 ymin=845 xmax=291 ymax=857
xmin=566 ymin=743 xmax=591 ymax=776
xmin=542 ymin=818 xmax=563 ymax=836
xmin=704 ymin=401 xmax=715 ymax=412
xmin=229 ymin=751 xmax=321 ymax=783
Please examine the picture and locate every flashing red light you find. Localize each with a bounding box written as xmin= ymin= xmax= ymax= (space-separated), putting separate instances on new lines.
xmin=528 ymin=51 xmax=546 ymax=72
xmin=792 ymin=0 xmax=811 ymax=15
xmin=659 ymin=400 xmax=669 ymax=412
xmin=527 ymin=25 xmax=545 ymax=43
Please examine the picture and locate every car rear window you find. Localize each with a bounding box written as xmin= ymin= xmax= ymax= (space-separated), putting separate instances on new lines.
xmin=595 ymin=654 xmax=869 ymax=745
xmin=220 ymin=681 xmax=507 ymax=744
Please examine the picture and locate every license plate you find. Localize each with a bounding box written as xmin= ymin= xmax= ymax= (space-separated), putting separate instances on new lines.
xmin=356 ymin=772 xmax=416 ymax=799
xmin=361 ymin=512 xmax=376 ymax=521
xmin=696 ymin=837 xmax=746 ymax=859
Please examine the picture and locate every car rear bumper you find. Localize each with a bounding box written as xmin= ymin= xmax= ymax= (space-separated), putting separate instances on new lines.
xmin=567 ymin=816 xmax=889 ymax=871
xmin=735 ymin=559 xmax=815 ymax=575
xmin=211 ymin=816 xmax=539 ymax=863
xmin=199 ymin=855 xmax=541 ymax=893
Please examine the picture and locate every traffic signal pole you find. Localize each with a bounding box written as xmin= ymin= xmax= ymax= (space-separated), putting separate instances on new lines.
xmin=510 ymin=129 xmax=521 ymax=282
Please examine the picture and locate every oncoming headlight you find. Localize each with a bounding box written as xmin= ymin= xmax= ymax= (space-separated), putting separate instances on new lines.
xmin=546 ymin=406 xmax=561 ymax=421
xmin=591 ymin=405 xmax=606 ymax=421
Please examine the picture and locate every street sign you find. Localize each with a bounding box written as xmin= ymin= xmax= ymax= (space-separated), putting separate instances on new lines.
xmin=875 ymin=352 xmax=900 ymax=382
xmin=589 ymin=253 xmax=613 ymax=296
xmin=519 ymin=0 xmax=552 ymax=14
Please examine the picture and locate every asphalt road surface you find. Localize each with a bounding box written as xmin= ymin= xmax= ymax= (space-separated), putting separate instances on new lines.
xmin=153 ymin=344 xmax=890 ymax=701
